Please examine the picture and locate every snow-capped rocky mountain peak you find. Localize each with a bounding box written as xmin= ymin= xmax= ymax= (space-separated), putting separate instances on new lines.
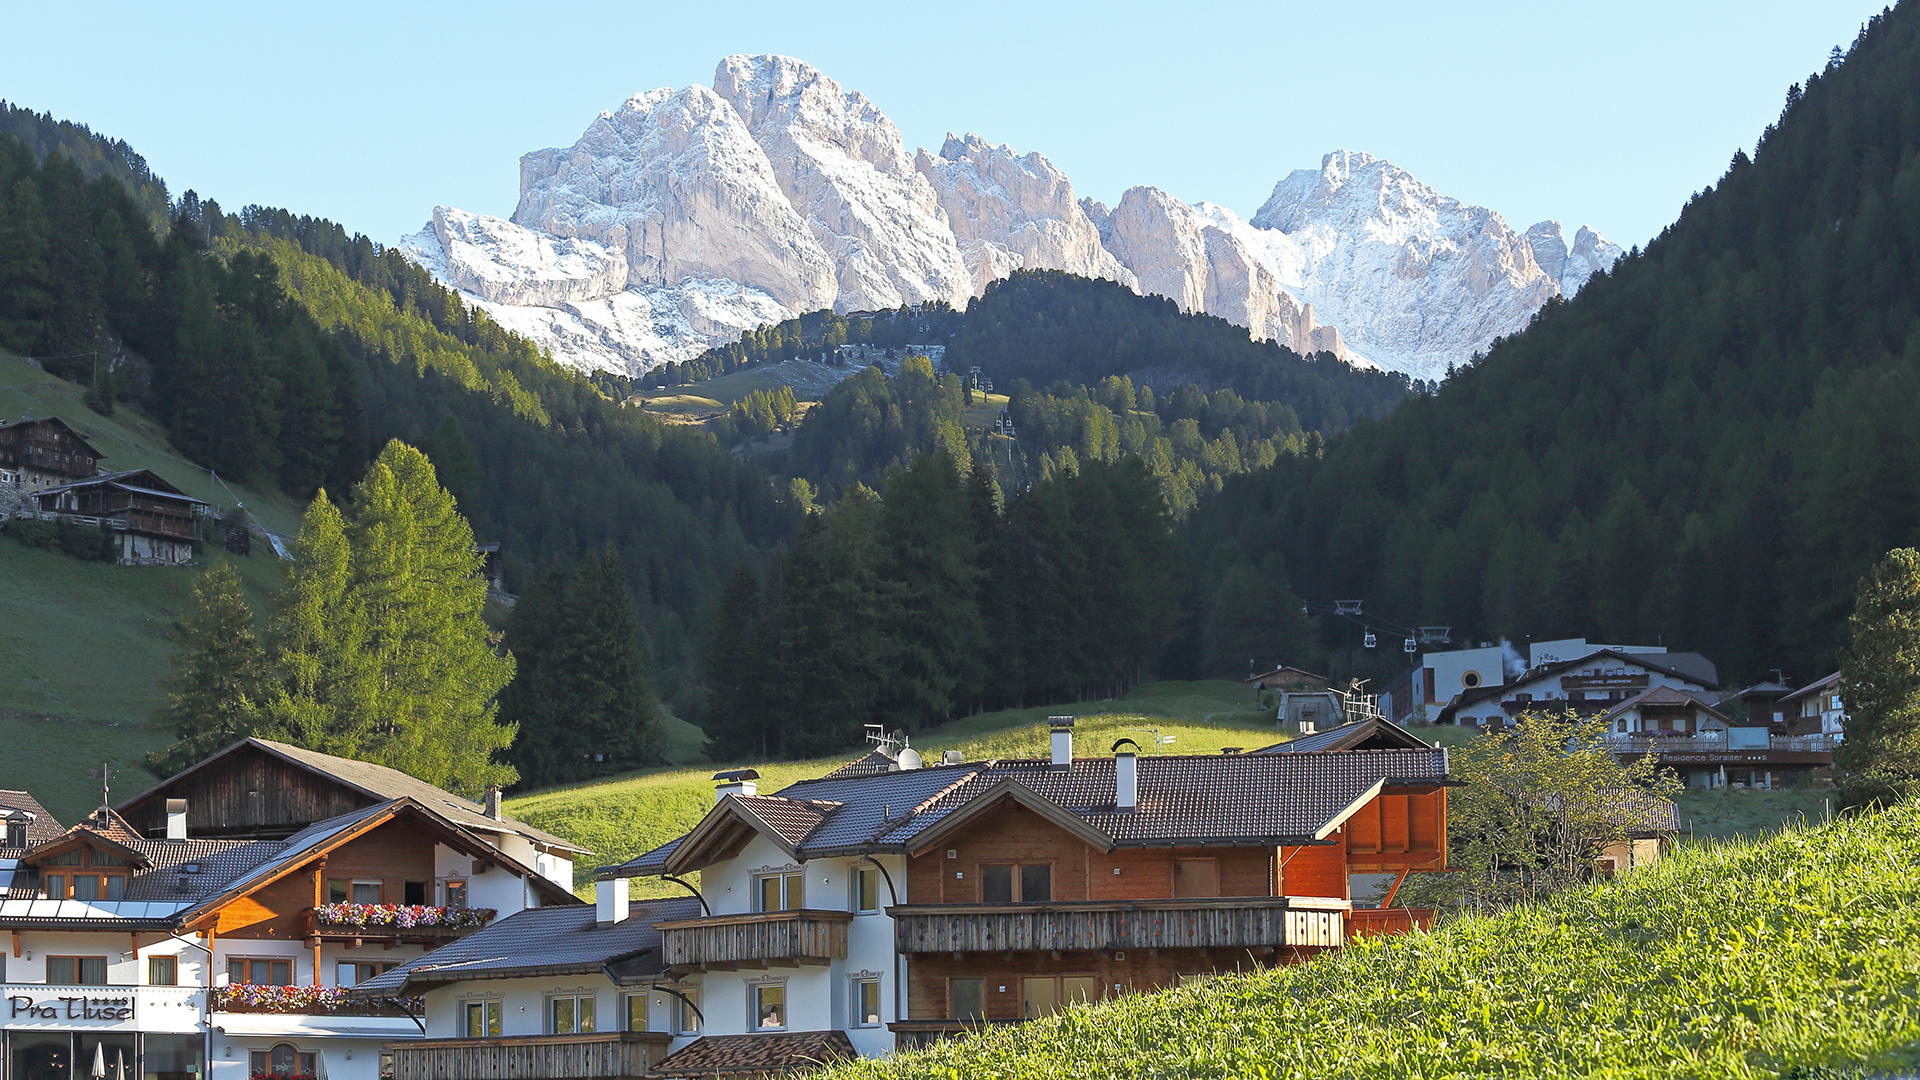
xmin=401 ymin=65 xmax=1621 ymax=381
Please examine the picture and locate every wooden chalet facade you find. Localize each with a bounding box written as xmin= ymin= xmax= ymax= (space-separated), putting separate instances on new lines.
xmin=24 ymin=469 xmax=209 ymax=566
xmin=579 ymin=718 xmax=1453 ymax=1065
xmin=0 ymin=417 xmax=104 ymax=493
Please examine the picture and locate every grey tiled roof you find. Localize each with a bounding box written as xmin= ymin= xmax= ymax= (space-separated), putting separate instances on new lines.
xmin=350 ymin=896 xmax=704 ymax=995
xmin=117 ymin=738 xmax=589 ymax=853
xmin=603 ymin=748 xmax=1450 ymax=877
xmin=820 ymin=749 xmax=897 ymax=779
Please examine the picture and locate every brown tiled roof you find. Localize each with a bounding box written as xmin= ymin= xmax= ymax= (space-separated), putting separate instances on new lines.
xmin=0 ymin=790 xmax=62 ymax=857
xmin=651 ymin=1031 xmax=856 ymax=1077
xmin=733 ymin=796 xmax=841 ymax=846
xmin=606 ymin=747 xmax=1450 ymax=878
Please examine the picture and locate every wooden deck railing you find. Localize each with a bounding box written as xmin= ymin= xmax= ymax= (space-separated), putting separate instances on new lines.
xmin=655 ymin=908 xmax=854 ymax=970
xmin=384 ymin=1032 xmax=670 ymax=1080
xmin=889 ymin=896 xmax=1350 ymax=954
xmin=1347 ymin=907 xmax=1436 ymax=938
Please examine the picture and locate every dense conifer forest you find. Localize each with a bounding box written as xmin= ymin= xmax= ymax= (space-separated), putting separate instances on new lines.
xmin=1187 ymin=4 xmax=1920 ymax=688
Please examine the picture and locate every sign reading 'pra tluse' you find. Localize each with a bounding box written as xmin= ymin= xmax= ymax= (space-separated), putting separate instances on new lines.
xmin=9 ymin=994 xmax=136 ymax=1020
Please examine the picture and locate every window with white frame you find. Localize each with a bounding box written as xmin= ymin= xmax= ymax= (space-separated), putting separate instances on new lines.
xmin=755 ymin=871 xmax=804 ymax=912
xmin=549 ymin=993 xmax=596 ymax=1034
xmin=463 ymin=999 xmax=501 ymax=1038
xmin=853 ymin=866 xmax=880 ymax=914
xmin=851 ymin=977 xmax=881 ymax=1027
xmin=751 ymin=981 xmax=786 ymax=1029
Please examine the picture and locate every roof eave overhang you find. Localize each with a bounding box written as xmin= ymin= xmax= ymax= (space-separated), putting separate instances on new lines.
xmin=1315 ymin=779 xmax=1388 ymax=841
xmin=662 ymin=798 xmax=804 ymax=877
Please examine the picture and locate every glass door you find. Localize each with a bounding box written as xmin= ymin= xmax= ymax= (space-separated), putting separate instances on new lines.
xmin=77 ymin=1034 xmax=138 ymax=1080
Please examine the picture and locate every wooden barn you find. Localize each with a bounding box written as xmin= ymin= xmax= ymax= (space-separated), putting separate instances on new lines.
xmin=0 ymin=415 xmax=104 ymax=491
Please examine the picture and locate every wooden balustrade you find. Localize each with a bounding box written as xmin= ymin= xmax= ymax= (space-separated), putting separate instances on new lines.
xmin=385 ymin=1032 xmax=670 ymax=1080
xmin=890 ymin=896 xmax=1350 ymax=954
xmin=655 ymin=908 xmax=854 ymax=971
xmin=1346 ymin=907 xmax=1436 ymax=938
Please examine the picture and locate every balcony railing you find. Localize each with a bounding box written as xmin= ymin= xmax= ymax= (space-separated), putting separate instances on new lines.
xmin=384 ymin=1032 xmax=671 ymax=1080
xmin=1600 ymin=733 xmax=1842 ymax=754
xmin=890 ymin=896 xmax=1350 ymax=955
xmin=301 ymin=905 xmax=495 ymax=943
xmin=1347 ymin=907 xmax=1436 ymax=938
xmin=654 ymin=909 xmax=854 ymax=971
xmin=212 ymin=984 xmax=417 ymax=1017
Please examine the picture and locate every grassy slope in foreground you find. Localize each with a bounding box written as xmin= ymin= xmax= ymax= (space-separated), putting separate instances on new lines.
xmin=822 ymin=803 xmax=1920 ymax=1080
xmin=504 ymin=680 xmax=1394 ymax=890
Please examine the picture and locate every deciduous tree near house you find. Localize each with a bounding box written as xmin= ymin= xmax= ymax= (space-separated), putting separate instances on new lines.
xmin=1412 ymin=708 xmax=1679 ymax=913
xmin=1837 ymin=547 xmax=1920 ymax=806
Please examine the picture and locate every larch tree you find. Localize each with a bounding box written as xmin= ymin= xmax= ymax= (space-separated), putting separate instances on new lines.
xmin=343 ymin=440 xmax=516 ymax=794
xmin=1837 ymin=547 xmax=1920 ymax=805
xmin=257 ymin=489 xmax=371 ymax=754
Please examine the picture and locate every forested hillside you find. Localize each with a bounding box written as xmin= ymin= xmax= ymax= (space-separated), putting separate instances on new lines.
xmin=0 ymin=130 xmax=793 ymax=713
xmin=1189 ymin=4 xmax=1920 ymax=687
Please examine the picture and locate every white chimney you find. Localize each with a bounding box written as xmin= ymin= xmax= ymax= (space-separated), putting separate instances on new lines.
xmin=1113 ymin=740 xmax=1138 ymax=810
xmin=483 ymin=786 xmax=503 ymax=821
xmin=165 ymin=799 xmax=188 ymax=840
xmin=1049 ymin=717 xmax=1074 ymax=767
xmin=713 ymin=769 xmax=759 ymax=803
xmin=596 ymin=875 xmax=630 ymax=925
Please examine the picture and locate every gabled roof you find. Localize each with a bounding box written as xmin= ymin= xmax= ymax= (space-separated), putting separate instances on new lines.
xmin=1781 ymin=671 xmax=1842 ymax=705
xmin=348 ymin=896 xmax=703 ymax=997
xmin=34 ymin=468 xmax=205 ymax=504
xmin=1257 ymin=716 xmax=1435 ymax=753
xmin=661 ymin=795 xmax=842 ymax=876
xmin=606 ymin=747 xmax=1451 ymax=878
xmin=0 ymin=416 xmax=105 ymax=458
xmin=118 ymin=737 xmax=588 ymax=854
xmin=1246 ymin=665 xmax=1328 ymax=686
xmin=21 ymin=807 xmax=154 ymax=870
xmin=1440 ymin=648 xmax=1720 ymax=722
xmin=651 ymin=1031 xmax=856 ymax=1078
xmin=174 ymin=798 xmax=577 ymax=930
xmin=0 ymin=790 xmax=63 ymax=857
xmin=820 ymin=748 xmax=898 ymax=779
xmin=1600 ymin=686 xmax=1735 ymax=726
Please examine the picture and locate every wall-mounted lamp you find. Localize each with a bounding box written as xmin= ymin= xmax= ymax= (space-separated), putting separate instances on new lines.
xmin=345 ymin=1050 xmax=353 ymax=1061
xmin=223 ymin=1047 xmax=232 ymax=1059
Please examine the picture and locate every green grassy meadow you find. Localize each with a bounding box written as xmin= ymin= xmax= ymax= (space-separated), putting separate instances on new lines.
xmin=0 ymin=357 xmax=298 ymax=822
xmin=821 ymin=802 xmax=1920 ymax=1080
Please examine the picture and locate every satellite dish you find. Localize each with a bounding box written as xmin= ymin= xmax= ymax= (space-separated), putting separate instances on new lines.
xmin=896 ymin=747 xmax=923 ymax=771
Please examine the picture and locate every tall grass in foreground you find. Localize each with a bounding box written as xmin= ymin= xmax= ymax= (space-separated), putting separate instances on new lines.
xmin=822 ymin=804 xmax=1920 ymax=1080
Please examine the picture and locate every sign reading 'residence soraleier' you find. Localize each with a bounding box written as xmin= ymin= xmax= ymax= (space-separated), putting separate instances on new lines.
xmin=9 ymin=994 xmax=136 ymax=1020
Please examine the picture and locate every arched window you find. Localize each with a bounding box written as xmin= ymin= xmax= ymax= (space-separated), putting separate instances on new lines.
xmin=249 ymin=1044 xmax=316 ymax=1078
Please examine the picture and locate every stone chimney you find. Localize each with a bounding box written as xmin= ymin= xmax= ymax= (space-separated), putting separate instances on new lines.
xmin=596 ymin=875 xmax=630 ymax=926
xmin=165 ymin=799 xmax=188 ymax=840
xmin=1049 ymin=717 xmax=1075 ymax=768
xmin=483 ymin=786 xmax=503 ymax=821
xmin=1112 ymin=740 xmax=1138 ymax=810
xmin=713 ymin=769 xmax=760 ymax=803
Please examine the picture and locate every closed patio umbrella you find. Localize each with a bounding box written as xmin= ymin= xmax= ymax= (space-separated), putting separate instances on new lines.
xmin=90 ymin=1042 xmax=105 ymax=1080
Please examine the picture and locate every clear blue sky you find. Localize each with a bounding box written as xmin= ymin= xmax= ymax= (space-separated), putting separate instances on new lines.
xmin=5 ymin=0 xmax=1879 ymax=249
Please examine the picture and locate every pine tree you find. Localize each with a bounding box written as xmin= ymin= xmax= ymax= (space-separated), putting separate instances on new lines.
xmin=875 ymin=453 xmax=983 ymax=728
xmin=1837 ymin=548 xmax=1920 ymax=805
xmin=149 ymin=563 xmax=273 ymax=775
xmin=703 ymin=563 xmax=770 ymax=759
xmin=498 ymin=564 xmax=568 ymax=784
xmin=557 ymin=547 xmax=662 ymax=777
xmin=343 ymin=440 xmax=517 ymax=794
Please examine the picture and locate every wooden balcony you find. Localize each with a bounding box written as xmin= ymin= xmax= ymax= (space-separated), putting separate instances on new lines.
xmin=1347 ymin=907 xmax=1436 ymax=938
xmin=890 ymin=896 xmax=1350 ymax=955
xmin=385 ymin=1032 xmax=670 ymax=1080
xmin=300 ymin=907 xmax=489 ymax=946
xmin=655 ymin=908 xmax=854 ymax=972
